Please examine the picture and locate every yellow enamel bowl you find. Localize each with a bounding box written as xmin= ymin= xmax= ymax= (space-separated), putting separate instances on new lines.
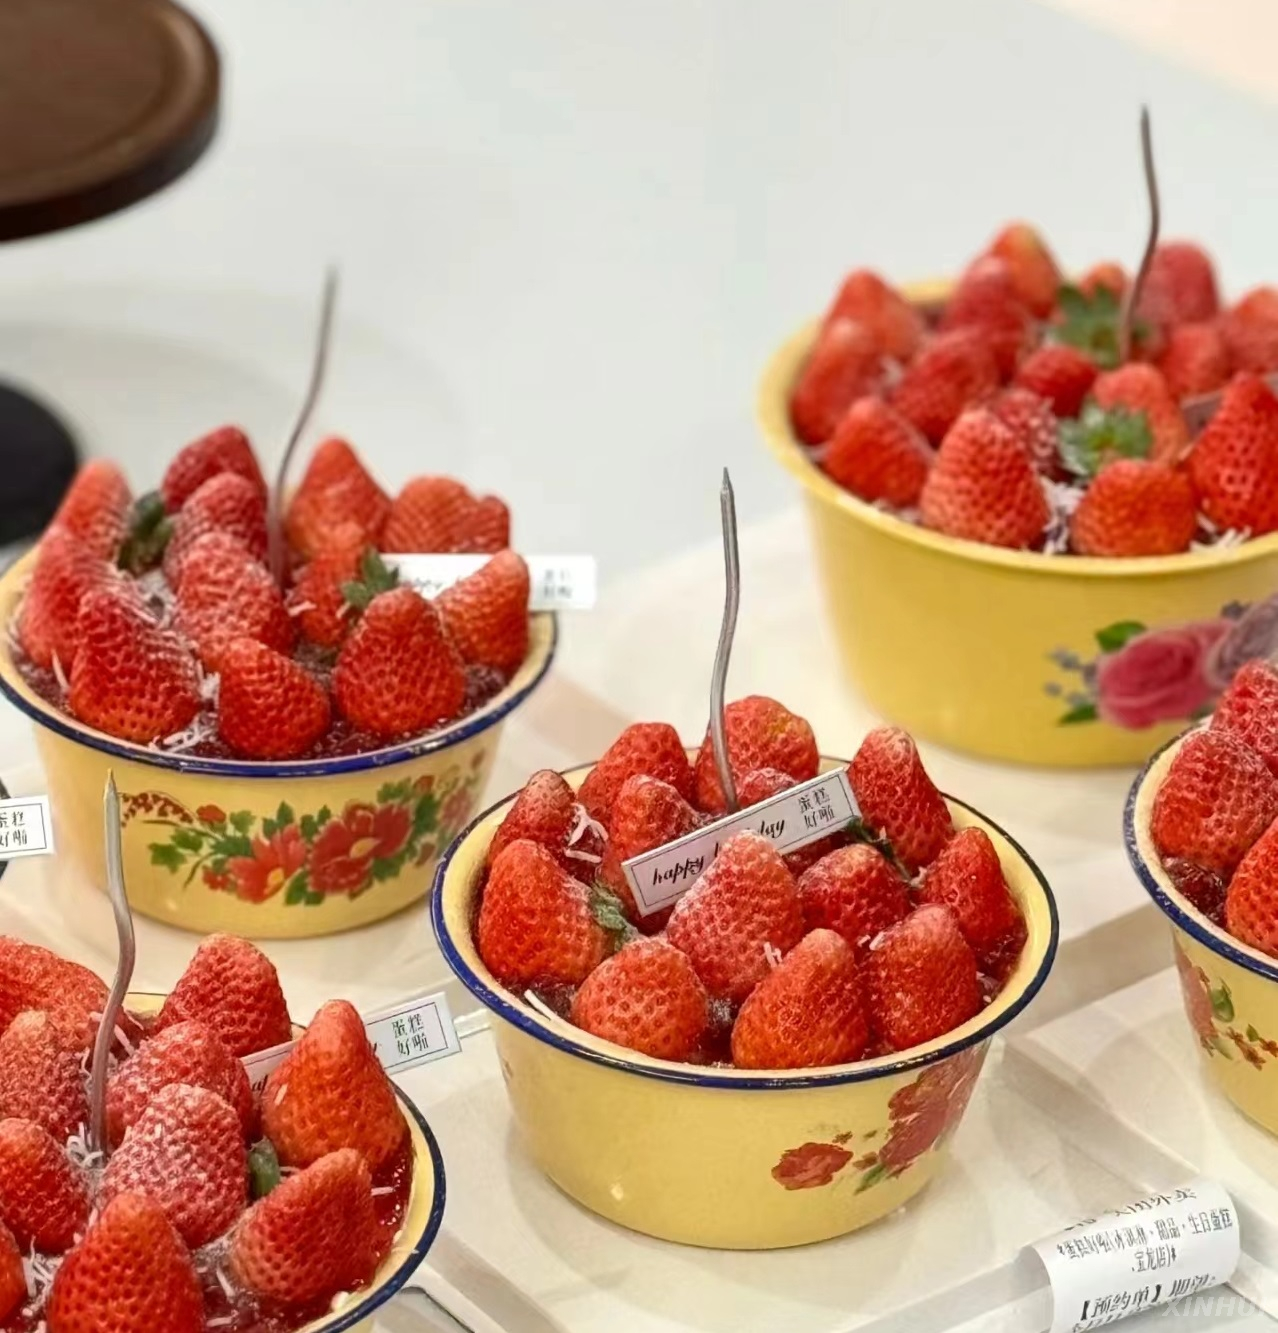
xmin=758 ymin=302 xmax=1278 ymax=767
xmin=127 ymin=992 xmax=446 ymax=1333
xmin=1126 ymin=733 xmax=1278 ymax=1136
xmin=0 ymin=550 xmax=556 ymax=938
xmin=432 ymin=756 xmax=1059 ymax=1249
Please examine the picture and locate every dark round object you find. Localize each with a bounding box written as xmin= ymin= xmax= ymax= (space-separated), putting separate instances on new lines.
xmin=0 ymin=383 xmax=78 ymax=545
xmin=0 ymin=0 xmax=220 ymax=242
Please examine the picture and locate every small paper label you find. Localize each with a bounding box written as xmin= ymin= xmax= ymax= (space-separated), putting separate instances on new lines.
xmin=622 ymin=770 xmax=860 ymax=917
xmin=0 ymin=796 xmax=54 ymax=859
xmin=1032 ymin=1178 xmax=1240 ymax=1332
xmin=385 ymin=554 xmax=596 ymax=610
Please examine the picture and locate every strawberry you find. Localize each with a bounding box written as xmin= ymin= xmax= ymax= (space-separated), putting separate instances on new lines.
xmin=0 ymin=1012 xmax=89 ymax=1144
xmin=49 ymin=459 xmax=131 ymax=560
xmin=106 ymin=1019 xmax=254 ymax=1147
xmin=173 ymin=530 xmax=294 ymax=674
xmin=984 ymin=222 xmax=1061 ymax=318
xmin=665 ymin=831 xmax=805 ymax=1004
xmin=488 ymin=769 xmax=578 ymax=870
xmin=477 ymin=840 xmax=623 ymax=989
xmin=1091 ymin=363 xmax=1188 ymax=463
xmin=160 ymin=425 xmax=265 ymax=512
xmin=47 ymin=1193 xmax=203 ymax=1333
xmin=437 ymin=550 xmax=530 ymax=673
xmin=918 ymin=408 xmax=1049 ymax=549
xmin=100 ymin=1083 xmax=246 ymax=1248
xmin=789 ymin=318 xmax=884 ymax=446
xmin=16 ymin=526 xmax=117 ymax=671
xmin=1189 ymin=372 xmax=1278 ymax=535
xmin=796 ymin=845 xmax=910 ymax=955
xmin=731 ymin=929 xmax=869 ymax=1070
xmin=598 ymin=775 xmax=704 ymax=930
xmin=941 ymin=256 xmax=1033 ymax=378
xmin=1151 ymin=728 xmax=1278 ymax=875
xmin=918 ymin=827 xmax=1027 ymax=976
xmin=1136 ymin=241 xmax=1220 ymax=330
xmin=1224 ymin=819 xmax=1278 ymax=958
xmin=1164 ymin=856 xmax=1228 ymax=922
xmin=0 ymin=1223 xmax=22 ymax=1323
xmin=157 ymin=933 xmax=293 ymax=1058
xmin=848 ymin=726 xmax=953 ymax=874
xmin=285 ymin=437 xmax=390 ymax=560
xmin=820 ymin=397 xmax=933 ymax=508
xmin=67 ymin=584 xmax=201 ymax=743
xmin=1069 ymin=459 xmax=1197 ymax=557
xmin=216 ymin=638 xmax=331 ymax=760
xmin=229 ymin=1149 xmax=383 ymax=1306
xmin=381 ymin=475 xmax=511 ymax=555
xmin=0 ymin=1118 xmax=89 ymax=1252
xmin=866 ymin=904 xmax=982 ymax=1051
xmin=1077 ymin=262 xmax=1126 ymax=301
xmin=285 ymin=522 xmax=372 ymax=648
xmin=162 ymin=471 xmax=269 ymax=586
xmin=1156 ymin=321 xmax=1231 ymax=400
xmin=262 ymin=999 xmax=407 ymax=1173
xmin=1222 ymin=287 xmax=1278 ymax=374
xmin=822 ymin=270 xmax=923 ymax=363
xmin=1212 ymin=660 xmax=1278 ymax=777
xmin=0 ymin=938 xmax=136 ymax=1054
xmin=579 ymin=722 xmax=694 ymax=824
xmin=1013 ymin=343 xmax=1097 ymax=418
xmin=333 ymin=587 xmax=466 ymax=738
xmin=989 ymin=386 xmax=1063 ymax=477
xmin=570 ymin=937 xmax=710 ymax=1061
xmin=692 ymin=696 xmax=819 ymax=815
xmin=891 ymin=327 xmax=1000 ymax=444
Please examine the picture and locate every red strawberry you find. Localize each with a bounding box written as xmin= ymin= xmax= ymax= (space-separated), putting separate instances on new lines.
xmin=1136 ymin=241 xmax=1220 ymax=330
xmin=1077 ymin=262 xmax=1127 ymax=301
xmin=848 ymin=726 xmax=953 ymax=874
xmin=477 ymin=841 xmax=623 ymax=989
xmin=333 ymin=587 xmax=466 ymax=738
xmin=173 ymin=531 xmax=294 ymax=673
xmin=162 ymin=471 xmax=269 ymax=585
xmin=49 ymin=459 xmax=131 ymax=560
xmin=1156 ymin=321 xmax=1231 ymax=400
xmin=570 ymin=937 xmax=709 ymax=1061
xmin=918 ymin=827 xmax=1027 ymax=976
xmin=67 ymin=584 xmax=201 ymax=743
xmin=990 ymin=386 xmax=1064 ymax=477
xmin=100 ymin=1083 xmax=246 ymax=1248
xmin=599 ymin=775 xmax=704 ymax=930
xmin=16 ymin=526 xmax=117 ymax=671
xmin=1013 ymin=343 xmax=1097 ymax=418
xmin=0 ymin=938 xmax=116 ymax=1052
xmin=0 ymin=1012 xmax=89 ymax=1144
xmin=1222 ymin=287 xmax=1278 ymax=374
xmin=286 ymin=522 xmax=371 ymax=648
xmin=160 ymin=425 xmax=265 ymax=512
xmin=796 ymin=844 xmax=910 ymax=955
xmin=488 ymin=769 xmax=578 ymax=869
xmin=665 ymin=831 xmax=805 ymax=1004
xmin=229 ymin=1149 xmax=383 ymax=1306
xmin=285 ymin=437 xmax=390 ymax=560
xmin=106 ymin=1019 xmax=254 ymax=1147
xmin=0 ymin=1223 xmax=22 ymax=1322
xmin=1224 ymin=819 xmax=1278 ymax=958
xmin=1189 ymin=372 xmax=1278 ymax=535
xmin=984 ymin=222 xmax=1061 ymax=318
xmin=579 ymin=722 xmax=694 ymax=824
xmin=0 ymin=1118 xmax=89 ymax=1252
xmin=262 ymin=999 xmax=407 ymax=1173
xmin=822 ymin=270 xmax=923 ymax=362
xmin=789 ymin=318 xmax=884 ymax=446
xmin=1151 ymin=728 xmax=1278 ymax=875
xmin=821 ymin=397 xmax=933 ymax=508
xmin=1069 ymin=459 xmax=1197 ymax=557
xmin=437 ymin=550 xmax=530 ymax=673
xmin=157 ymin=933 xmax=293 ymax=1058
xmin=1092 ymin=363 xmax=1188 ymax=463
xmin=692 ymin=696 xmax=819 ymax=815
xmin=47 ymin=1193 xmax=203 ymax=1333
xmin=941 ymin=256 xmax=1033 ymax=378
xmin=381 ymin=475 xmax=511 ymax=555
xmin=731 ymin=929 xmax=869 ymax=1070
xmin=1212 ymin=660 xmax=1278 ymax=777
xmin=891 ymin=328 xmax=1000 ymax=444
xmin=918 ymin=407 xmax=1049 ymax=549
xmin=1164 ymin=856 xmax=1228 ymax=922
xmin=216 ymin=638 xmax=331 ymax=760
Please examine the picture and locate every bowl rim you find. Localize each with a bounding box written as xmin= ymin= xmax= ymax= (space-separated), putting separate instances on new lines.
xmin=1124 ymin=728 xmax=1278 ymax=983
xmin=757 ymin=317 xmax=1278 ymax=579
xmin=431 ymin=775 xmax=1061 ymax=1091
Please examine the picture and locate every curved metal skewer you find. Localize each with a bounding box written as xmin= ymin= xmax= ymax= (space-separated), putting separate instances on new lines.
xmin=709 ymin=469 xmax=741 ymax=813
xmin=1119 ymin=106 xmax=1160 ymax=365
xmin=89 ymin=772 xmax=136 ymax=1157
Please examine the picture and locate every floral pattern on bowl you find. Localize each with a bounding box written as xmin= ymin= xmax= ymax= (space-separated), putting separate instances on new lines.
xmin=1175 ymin=940 xmax=1278 ymax=1069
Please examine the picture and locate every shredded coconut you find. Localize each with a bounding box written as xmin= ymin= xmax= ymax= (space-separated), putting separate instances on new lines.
xmin=523 ymin=991 xmax=561 ymax=1025
xmin=65 ymin=1125 xmax=104 ymax=1173
xmin=370 ymin=1185 xmax=394 ymax=1196
xmin=150 ymin=711 xmax=218 ymax=754
xmin=1040 ymin=478 xmax=1085 ymax=555
xmin=287 ymin=600 xmax=316 ymax=617
xmin=207 ymin=1318 xmax=235 ymax=1328
xmin=563 ymin=848 xmax=602 ymax=865
xmin=567 ymin=803 xmax=607 ymax=848
xmin=215 ymin=1268 xmax=235 ymax=1301
xmin=50 ymin=652 xmax=69 ymax=694
xmin=113 ymin=1023 xmax=135 ymax=1058
xmin=22 ymin=1246 xmax=58 ymax=1312
xmin=762 ymin=942 xmax=783 ymax=969
xmin=273 ymin=1083 xmax=288 ymax=1107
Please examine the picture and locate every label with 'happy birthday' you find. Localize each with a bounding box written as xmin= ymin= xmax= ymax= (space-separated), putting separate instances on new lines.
xmin=386 ymin=554 xmax=596 ymax=610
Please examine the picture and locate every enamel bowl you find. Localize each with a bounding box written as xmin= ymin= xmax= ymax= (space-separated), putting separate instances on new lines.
xmin=0 ymin=550 xmax=556 ymax=938
xmin=432 ymin=755 xmax=1058 ymax=1249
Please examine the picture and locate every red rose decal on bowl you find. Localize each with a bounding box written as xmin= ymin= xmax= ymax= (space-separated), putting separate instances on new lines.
xmin=1094 ymin=621 xmax=1229 ymax=730
xmin=311 ymin=802 xmax=413 ymax=894
xmin=771 ymin=1142 xmax=854 ymax=1191
xmin=226 ymin=825 xmax=308 ymax=903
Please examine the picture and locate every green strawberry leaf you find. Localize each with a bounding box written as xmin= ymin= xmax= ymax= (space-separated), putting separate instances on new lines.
xmin=117 ymin=491 xmax=173 ymax=574
xmin=229 ymin=811 xmax=255 ymax=835
xmin=1095 ymin=621 xmax=1148 ymax=654
xmin=845 ymin=816 xmax=909 ymax=878
xmin=172 ymin=827 xmax=206 ymax=853
xmin=590 ymin=887 xmax=636 ymax=943
xmin=248 ymin=1139 xmax=282 ymax=1198
xmin=341 ymin=548 xmax=401 ymax=612
xmin=149 ymin=843 xmax=185 ymax=871
xmin=1211 ymin=982 xmax=1235 ymax=1024
xmin=1057 ymin=703 xmax=1099 ymax=725
xmin=1048 ymin=284 xmax=1151 ymax=370
xmin=1059 ymin=403 xmax=1154 ymax=480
